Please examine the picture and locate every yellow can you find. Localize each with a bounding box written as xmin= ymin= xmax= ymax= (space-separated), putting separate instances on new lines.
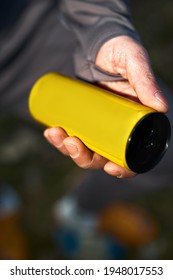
xmin=29 ymin=73 xmax=171 ymax=173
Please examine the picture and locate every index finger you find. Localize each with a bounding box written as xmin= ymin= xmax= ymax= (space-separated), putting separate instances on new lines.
xmin=127 ymin=47 xmax=168 ymax=112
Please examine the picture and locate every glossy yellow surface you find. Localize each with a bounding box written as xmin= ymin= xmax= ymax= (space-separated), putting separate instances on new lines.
xmin=29 ymin=73 xmax=155 ymax=169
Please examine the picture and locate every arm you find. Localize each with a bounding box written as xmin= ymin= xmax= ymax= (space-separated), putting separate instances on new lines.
xmin=44 ymin=0 xmax=168 ymax=178
xmin=58 ymin=0 xmax=140 ymax=81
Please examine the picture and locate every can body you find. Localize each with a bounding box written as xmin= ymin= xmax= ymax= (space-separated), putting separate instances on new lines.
xmin=29 ymin=73 xmax=170 ymax=173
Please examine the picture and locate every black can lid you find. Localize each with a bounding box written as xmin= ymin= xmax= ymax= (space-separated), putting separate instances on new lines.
xmin=126 ymin=112 xmax=171 ymax=173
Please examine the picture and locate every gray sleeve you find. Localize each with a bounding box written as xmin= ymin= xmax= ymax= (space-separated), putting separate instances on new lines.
xmin=58 ymin=0 xmax=140 ymax=81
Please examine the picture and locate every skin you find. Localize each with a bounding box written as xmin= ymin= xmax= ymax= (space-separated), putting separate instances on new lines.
xmin=43 ymin=36 xmax=168 ymax=178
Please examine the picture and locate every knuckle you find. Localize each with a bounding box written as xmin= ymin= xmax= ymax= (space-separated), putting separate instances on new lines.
xmin=78 ymin=155 xmax=102 ymax=169
xmin=78 ymin=159 xmax=94 ymax=169
xmin=144 ymin=71 xmax=154 ymax=82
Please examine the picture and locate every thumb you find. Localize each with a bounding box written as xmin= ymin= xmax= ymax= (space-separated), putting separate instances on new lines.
xmin=128 ymin=49 xmax=168 ymax=112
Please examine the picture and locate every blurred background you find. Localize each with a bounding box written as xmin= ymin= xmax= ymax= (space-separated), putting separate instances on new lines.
xmin=0 ymin=0 xmax=173 ymax=260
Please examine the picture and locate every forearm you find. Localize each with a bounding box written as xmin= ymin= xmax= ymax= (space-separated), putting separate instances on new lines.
xmin=58 ymin=0 xmax=140 ymax=81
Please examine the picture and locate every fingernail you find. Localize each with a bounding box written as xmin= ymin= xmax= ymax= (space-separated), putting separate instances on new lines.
xmin=43 ymin=129 xmax=49 ymax=138
xmin=154 ymin=90 xmax=168 ymax=106
xmin=116 ymin=173 xmax=123 ymax=178
xmin=49 ymin=135 xmax=64 ymax=147
xmin=105 ymin=165 xmax=123 ymax=178
xmin=64 ymin=143 xmax=79 ymax=158
xmin=45 ymin=128 xmax=64 ymax=147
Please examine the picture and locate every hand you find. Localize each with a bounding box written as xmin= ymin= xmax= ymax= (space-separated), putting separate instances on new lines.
xmin=44 ymin=36 xmax=168 ymax=178
xmin=96 ymin=36 xmax=168 ymax=112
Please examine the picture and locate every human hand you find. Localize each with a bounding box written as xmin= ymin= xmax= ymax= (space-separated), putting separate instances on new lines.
xmin=44 ymin=36 xmax=168 ymax=178
xmin=95 ymin=35 xmax=168 ymax=112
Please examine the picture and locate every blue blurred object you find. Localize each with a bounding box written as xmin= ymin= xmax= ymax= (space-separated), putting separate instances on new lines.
xmin=0 ymin=182 xmax=21 ymax=216
xmin=53 ymin=195 xmax=128 ymax=260
xmin=104 ymin=236 xmax=127 ymax=259
xmin=54 ymin=227 xmax=80 ymax=257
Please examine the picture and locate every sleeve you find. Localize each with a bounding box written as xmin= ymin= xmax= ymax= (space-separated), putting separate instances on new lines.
xmin=58 ymin=0 xmax=140 ymax=82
